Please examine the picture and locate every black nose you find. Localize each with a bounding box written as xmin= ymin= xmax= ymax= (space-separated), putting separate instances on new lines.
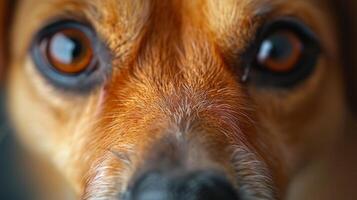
xmin=125 ymin=170 xmax=239 ymax=200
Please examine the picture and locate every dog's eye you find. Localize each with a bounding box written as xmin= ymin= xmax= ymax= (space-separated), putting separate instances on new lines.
xmin=46 ymin=28 xmax=93 ymax=74
xmin=257 ymin=31 xmax=302 ymax=73
xmin=243 ymin=19 xmax=321 ymax=88
xmin=31 ymin=20 xmax=110 ymax=92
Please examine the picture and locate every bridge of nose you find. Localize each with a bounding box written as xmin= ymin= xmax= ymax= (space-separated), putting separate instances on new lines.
xmin=103 ymin=0 xmax=249 ymax=172
xmin=98 ymin=0 xmax=251 ymax=174
xmin=93 ymin=0 xmax=253 ymax=193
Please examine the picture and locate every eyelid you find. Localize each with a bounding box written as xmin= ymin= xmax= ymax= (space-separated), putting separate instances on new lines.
xmin=242 ymin=17 xmax=321 ymax=63
xmin=239 ymin=17 xmax=322 ymax=88
xmin=31 ymin=20 xmax=112 ymax=94
xmin=262 ymin=17 xmax=325 ymax=56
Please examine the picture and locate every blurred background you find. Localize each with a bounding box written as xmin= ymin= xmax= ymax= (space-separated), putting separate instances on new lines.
xmin=0 ymin=91 xmax=30 ymax=199
xmin=0 ymin=91 xmax=38 ymax=200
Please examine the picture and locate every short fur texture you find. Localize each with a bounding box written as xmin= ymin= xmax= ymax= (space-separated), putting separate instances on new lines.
xmin=1 ymin=0 xmax=356 ymax=200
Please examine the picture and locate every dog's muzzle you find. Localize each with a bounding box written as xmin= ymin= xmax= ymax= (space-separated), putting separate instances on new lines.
xmin=123 ymin=170 xmax=239 ymax=200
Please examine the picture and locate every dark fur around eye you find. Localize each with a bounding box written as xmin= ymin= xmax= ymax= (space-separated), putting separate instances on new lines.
xmin=31 ymin=20 xmax=111 ymax=93
xmin=241 ymin=18 xmax=321 ymax=88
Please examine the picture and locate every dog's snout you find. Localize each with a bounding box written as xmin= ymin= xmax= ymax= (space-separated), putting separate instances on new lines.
xmin=124 ymin=170 xmax=239 ymax=200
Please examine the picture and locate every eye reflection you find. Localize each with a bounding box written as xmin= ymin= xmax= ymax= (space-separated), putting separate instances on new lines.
xmin=31 ymin=20 xmax=111 ymax=92
xmin=257 ymin=31 xmax=303 ymax=73
xmin=242 ymin=18 xmax=321 ymax=88
xmin=44 ymin=28 xmax=94 ymax=75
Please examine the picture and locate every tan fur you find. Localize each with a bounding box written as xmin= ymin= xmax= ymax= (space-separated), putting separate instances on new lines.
xmin=1 ymin=0 xmax=355 ymax=199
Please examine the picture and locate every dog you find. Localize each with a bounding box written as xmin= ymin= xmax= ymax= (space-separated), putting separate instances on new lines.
xmin=0 ymin=0 xmax=356 ymax=199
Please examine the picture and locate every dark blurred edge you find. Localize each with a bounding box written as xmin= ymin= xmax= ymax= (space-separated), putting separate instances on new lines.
xmin=0 ymin=89 xmax=35 ymax=200
xmin=1 ymin=0 xmax=36 ymax=199
xmin=333 ymin=0 xmax=357 ymax=115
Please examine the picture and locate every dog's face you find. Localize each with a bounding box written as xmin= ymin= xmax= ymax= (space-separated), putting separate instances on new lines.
xmin=3 ymin=0 xmax=351 ymax=199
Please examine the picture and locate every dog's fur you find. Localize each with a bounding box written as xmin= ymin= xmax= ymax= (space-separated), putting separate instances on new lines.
xmin=0 ymin=0 xmax=356 ymax=200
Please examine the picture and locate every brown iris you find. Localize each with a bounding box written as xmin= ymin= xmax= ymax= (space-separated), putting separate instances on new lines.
xmin=257 ymin=31 xmax=303 ymax=73
xmin=43 ymin=28 xmax=94 ymax=74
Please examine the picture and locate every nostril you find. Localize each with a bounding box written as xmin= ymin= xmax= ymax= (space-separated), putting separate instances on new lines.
xmin=128 ymin=172 xmax=170 ymax=200
xmin=127 ymin=171 xmax=239 ymax=200
xmin=177 ymin=171 xmax=239 ymax=200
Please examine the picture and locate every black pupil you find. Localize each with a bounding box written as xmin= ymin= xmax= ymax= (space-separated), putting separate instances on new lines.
xmin=50 ymin=32 xmax=83 ymax=64
xmin=262 ymin=33 xmax=295 ymax=61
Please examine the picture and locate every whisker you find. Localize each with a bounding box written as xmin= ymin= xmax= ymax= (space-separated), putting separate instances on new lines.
xmin=109 ymin=149 xmax=133 ymax=167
